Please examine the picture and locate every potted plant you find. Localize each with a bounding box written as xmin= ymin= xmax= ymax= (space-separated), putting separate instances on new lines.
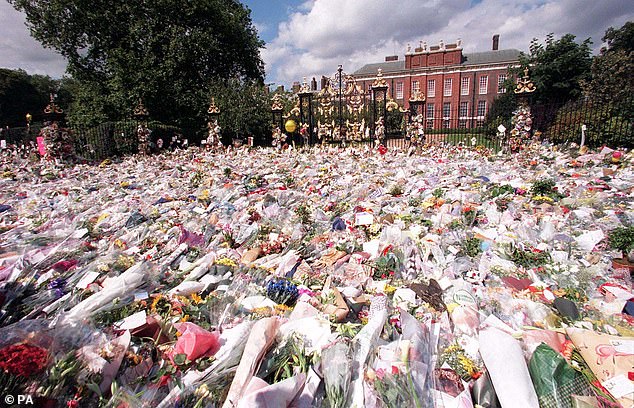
xmin=608 ymin=226 xmax=634 ymax=274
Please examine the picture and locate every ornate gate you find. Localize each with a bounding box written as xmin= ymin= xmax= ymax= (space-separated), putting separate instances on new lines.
xmin=269 ymin=66 xmax=406 ymax=146
xmin=313 ymin=65 xmax=371 ymax=145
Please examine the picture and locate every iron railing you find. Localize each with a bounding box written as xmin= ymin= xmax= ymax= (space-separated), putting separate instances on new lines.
xmin=1 ymin=96 xmax=630 ymax=161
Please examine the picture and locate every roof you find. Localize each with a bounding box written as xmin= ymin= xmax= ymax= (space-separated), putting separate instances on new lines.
xmin=461 ymin=49 xmax=521 ymax=65
xmin=353 ymin=60 xmax=405 ymax=76
xmin=353 ymin=49 xmax=521 ymax=76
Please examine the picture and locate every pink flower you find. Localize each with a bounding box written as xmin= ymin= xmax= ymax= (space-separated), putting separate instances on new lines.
xmin=375 ymin=368 xmax=386 ymax=380
xmin=172 ymin=322 xmax=220 ymax=362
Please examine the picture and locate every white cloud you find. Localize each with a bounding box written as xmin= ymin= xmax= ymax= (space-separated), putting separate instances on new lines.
xmin=264 ymin=0 xmax=634 ymax=86
xmin=0 ymin=2 xmax=67 ymax=77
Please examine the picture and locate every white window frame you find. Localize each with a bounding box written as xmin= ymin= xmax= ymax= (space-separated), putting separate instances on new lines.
xmin=459 ymin=101 xmax=468 ymax=118
xmin=396 ymin=82 xmax=404 ymax=99
xmin=427 ymin=80 xmax=435 ymax=98
xmin=461 ymin=77 xmax=470 ymax=95
xmin=443 ymin=78 xmax=452 ymax=97
xmin=479 ymin=76 xmax=488 ymax=94
xmin=498 ymin=74 xmax=507 ymax=93
xmin=477 ymin=100 xmax=487 ymax=117
xmin=412 ymin=80 xmax=420 ymax=93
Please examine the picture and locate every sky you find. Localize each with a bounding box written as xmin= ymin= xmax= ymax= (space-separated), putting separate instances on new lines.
xmin=1 ymin=0 xmax=633 ymax=88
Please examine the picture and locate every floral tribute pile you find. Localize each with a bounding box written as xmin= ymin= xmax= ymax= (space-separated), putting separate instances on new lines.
xmin=0 ymin=140 xmax=632 ymax=408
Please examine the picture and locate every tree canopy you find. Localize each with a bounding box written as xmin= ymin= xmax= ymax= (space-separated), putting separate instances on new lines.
xmin=0 ymin=68 xmax=76 ymax=127
xmin=582 ymin=22 xmax=634 ymax=103
xmin=8 ymin=0 xmax=265 ymax=126
xmin=486 ymin=33 xmax=593 ymax=130
xmin=518 ymin=33 xmax=593 ymax=106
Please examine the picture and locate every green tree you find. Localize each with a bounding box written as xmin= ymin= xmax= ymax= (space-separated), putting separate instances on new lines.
xmin=9 ymin=0 xmax=265 ymax=127
xmin=0 ymin=68 xmax=52 ymax=127
xmin=583 ymin=22 xmax=634 ymax=103
xmin=518 ymin=33 xmax=593 ymax=106
xmin=208 ymin=78 xmax=271 ymax=145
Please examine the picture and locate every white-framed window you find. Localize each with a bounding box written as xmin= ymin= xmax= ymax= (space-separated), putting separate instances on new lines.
xmin=498 ymin=74 xmax=507 ymax=93
xmin=477 ymin=100 xmax=487 ymax=117
xmin=461 ymin=77 xmax=470 ymax=95
xmin=427 ymin=80 xmax=435 ymax=97
xmin=396 ymin=82 xmax=404 ymax=99
xmin=459 ymin=119 xmax=467 ymax=129
xmin=442 ymin=102 xmax=451 ymax=118
xmin=426 ymin=103 xmax=435 ymax=128
xmin=443 ymin=78 xmax=452 ymax=97
xmin=459 ymin=101 xmax=468 ymax=117
xmin=443 ymin=102 xmax=451 ymax=128
xmin=412 ymin=80 xmax=420 ymax=93
xmin=479 ymin=76 xmax=488 ymax=94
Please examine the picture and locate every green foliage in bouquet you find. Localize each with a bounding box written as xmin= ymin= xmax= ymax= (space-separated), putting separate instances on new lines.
xmin=608 ymin=226 xmax=634 ymax=258
xmin=530 ymin=179 xmax=564 ymax=201
xmin=257 ymin=334 xmax=316 ymax=384
xmin=372 ymin=253 xmax=401 ymax=280
xmin=488 ymin=183 xmax=515 ymax=198
xmin=295 ymin=204 xmax=312 ymax=225
xmin=462 ymin=237 xmax=482 ymax=258
xmin=388 ymin=184 xmax=404 ymax=197
xmin=505 ymin=243 xmax=551 ymax=268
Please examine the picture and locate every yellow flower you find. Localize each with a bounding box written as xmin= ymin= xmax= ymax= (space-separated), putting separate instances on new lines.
xmin=198 ymin=189 xmax=210 ymax=200
xmin=191 ymin=293 xmax=203 ymax=304
xmin=150 ymin=295 xmax=164 ymax=312
xmin=215 ymin=257 xmax=237 ymax=267
xmin=458 ymin=355 xmax=479 ymax=376
xmin=180 ymin=315 xmax=190 ymax=322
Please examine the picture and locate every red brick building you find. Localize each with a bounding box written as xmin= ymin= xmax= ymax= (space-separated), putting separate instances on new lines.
xmin=352 ymin=36 xmax=520 ymax=129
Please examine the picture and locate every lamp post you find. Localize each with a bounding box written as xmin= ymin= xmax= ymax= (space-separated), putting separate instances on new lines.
xmin=26 ymin=113 xmax=32 ymax=136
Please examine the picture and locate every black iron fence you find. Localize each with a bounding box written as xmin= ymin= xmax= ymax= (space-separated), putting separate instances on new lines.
xmin=1 ymin=96 xmax=630 ymax=161
xmin=531 ymin=96 xmax=633 ymax=147
xmin=1 ymin=121 xmax=205 ymax=161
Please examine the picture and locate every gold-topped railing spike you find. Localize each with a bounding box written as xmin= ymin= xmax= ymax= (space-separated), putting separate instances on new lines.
xmin=44 ymin=93 xmax=63 ymax=114
xmin=134 ymin=99 xmax=149 ymax=117
xmin=207 ymin=97 xmax=220 ymax=115
xmin=372 ymin=68 xmax=388 ymax=88
xmin=271 ymin=93 xmax=284 ymax=111
xmin=409 ymin=90 xmax=426 ymax=102
xmin=514 ymin=67 xmax=536 ymax=94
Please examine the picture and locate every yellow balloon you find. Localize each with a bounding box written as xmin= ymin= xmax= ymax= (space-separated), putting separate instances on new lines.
xmin=285 ymin=120 xmax=297 ymax=133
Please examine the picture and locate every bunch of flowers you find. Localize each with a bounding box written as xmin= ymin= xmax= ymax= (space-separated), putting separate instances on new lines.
xmin=438 ymin=342 xmax=482 ymax=381
xmin=0 ymin=343 xmax=49 ymax=378
xmin=260 ymin=232 xmax=289 ymax=255
xmin=509 ymin=105 xmax=533 ymax=153
xmin=266 ymin=278 xmax=299 ymax=306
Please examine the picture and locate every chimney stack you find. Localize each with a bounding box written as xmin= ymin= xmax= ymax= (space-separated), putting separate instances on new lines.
xmin=492 ymin=34 xmax=500 ymax=51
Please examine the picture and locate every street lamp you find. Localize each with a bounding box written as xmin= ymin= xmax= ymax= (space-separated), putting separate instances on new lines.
xmin=26 ymin=113 xmax=32 ymax=136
